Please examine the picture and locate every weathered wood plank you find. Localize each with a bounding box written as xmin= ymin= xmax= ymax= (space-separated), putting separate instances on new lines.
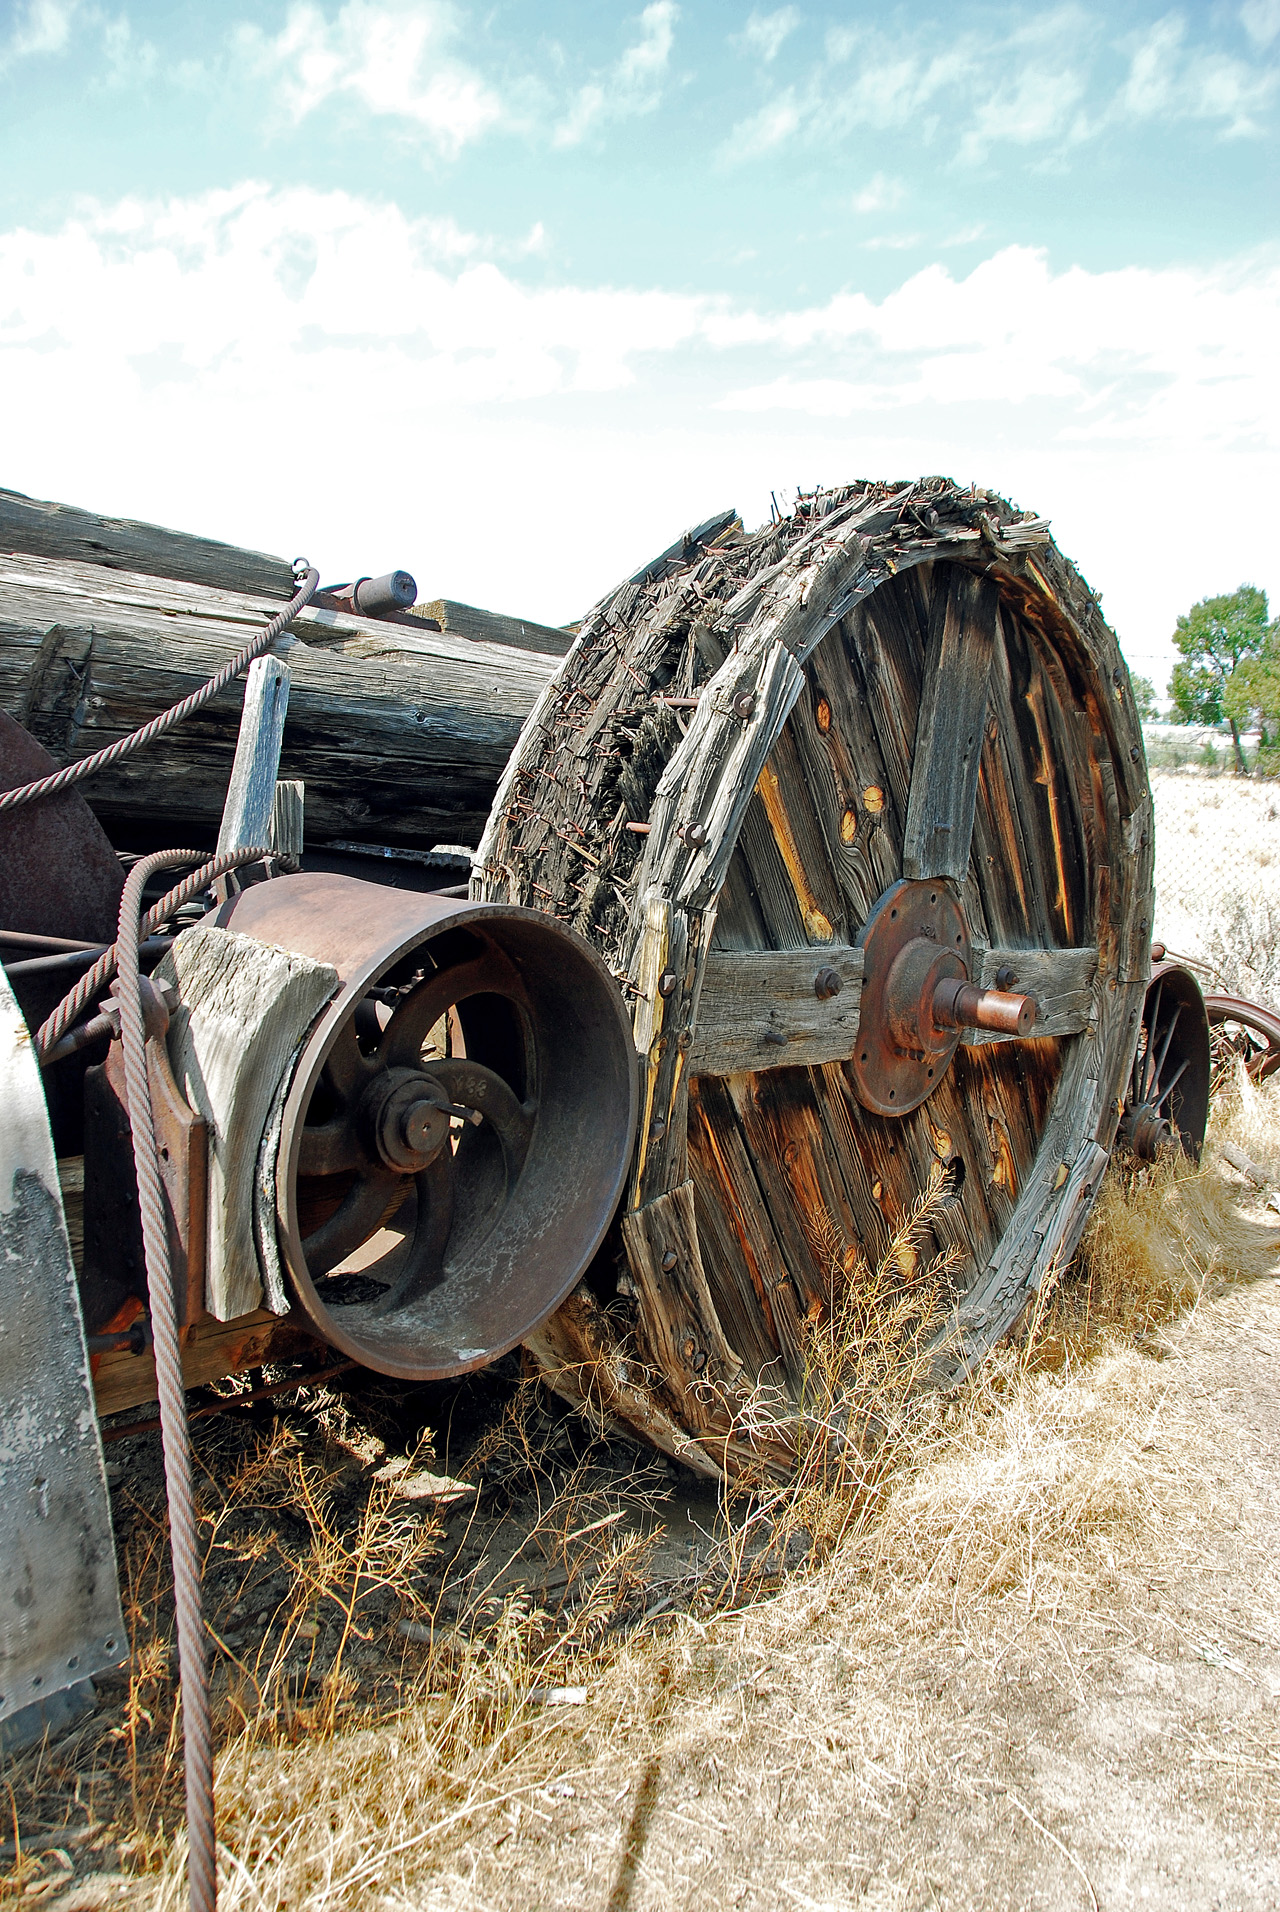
xmin=690 ymin=944 xmax=863 ymax=1076
xmin=0 ymin=485 xmax=297 ymax=599
xmin=902 ymin=566 xmax=1000 ymax=882
xmin=216 ymin=656 xmax=290 ymax=876
xmin=620 ymin=1182 xmax=742 ymax=1433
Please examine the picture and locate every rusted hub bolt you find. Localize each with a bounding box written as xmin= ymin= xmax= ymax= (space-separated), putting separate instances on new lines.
xmin=362 ymin=1068 xmax=454 ymax=1171
xmin=884 ymin=940 xmax=967 ymax=1056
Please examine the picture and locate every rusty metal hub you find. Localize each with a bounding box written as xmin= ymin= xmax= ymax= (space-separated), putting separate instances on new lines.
xmin=851 ymin=879 xmax=1039 ymax=1117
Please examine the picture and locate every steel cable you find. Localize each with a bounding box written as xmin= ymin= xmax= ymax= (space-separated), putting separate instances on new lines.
xmin=0 ymin=563 xmax=319 ymax=816
xmin=34 ymin=848 xmax=270 ymax=1062
xmin=116 ymin=849 xmax=270 ymax=1912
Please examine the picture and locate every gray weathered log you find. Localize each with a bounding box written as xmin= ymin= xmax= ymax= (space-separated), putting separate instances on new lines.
xmin=0 ymin=485 xmax=298 ymax=600
xmin=0 ymin=553 xmax=557 ymax=849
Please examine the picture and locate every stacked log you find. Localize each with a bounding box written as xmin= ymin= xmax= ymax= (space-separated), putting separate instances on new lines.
xmin=0 ymin=490 xmax=559 ymax=849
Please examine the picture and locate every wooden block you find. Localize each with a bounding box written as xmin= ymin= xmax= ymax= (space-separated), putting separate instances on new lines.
xmin=158 ymin=926 xmax=338 ymax=1321
xmin=216 ymin=655 xmax=291 ymax=862
xmin=691 ymin=944 xmax=863 ymax=1076
xmin=963 ymin=945 xmax=1098 ymax=1044
xmin=414 ymin=598 xmax=574 ymax=658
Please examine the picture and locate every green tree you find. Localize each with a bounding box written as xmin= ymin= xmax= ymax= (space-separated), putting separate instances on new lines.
xmin=1129 ymin=672 xmax=1158 ymax=721
xmin=1167 ymin=584 xmax=1275 ymax=774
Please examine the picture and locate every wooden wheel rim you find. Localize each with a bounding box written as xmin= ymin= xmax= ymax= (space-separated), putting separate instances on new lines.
xmin=475 ymin=481 xmax=1153 ymax=1471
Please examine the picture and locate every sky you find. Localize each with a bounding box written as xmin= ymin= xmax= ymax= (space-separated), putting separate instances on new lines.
xmin=1 ymin=1 xmax=1277 ymax=690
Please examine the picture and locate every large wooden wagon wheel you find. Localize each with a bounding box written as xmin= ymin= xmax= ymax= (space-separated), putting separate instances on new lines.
xmin=474 ymin=482 xmax=1153 ymax=1477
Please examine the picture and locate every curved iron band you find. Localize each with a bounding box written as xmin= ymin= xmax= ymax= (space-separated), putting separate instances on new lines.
xmin=216 ymin=873 xmax=639 ymax=1379
xmin=1122 ymin=962 xmax=1212 ymax=1160
xmin=1205 ymin=991 xmax=1280 ymax=1083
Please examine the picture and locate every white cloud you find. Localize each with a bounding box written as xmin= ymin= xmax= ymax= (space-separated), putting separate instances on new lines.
xmin=233 ymin=1 xmax=502 ymax=156
xmin=554 ymin=2 xmax=678 ymax=147
xmin=1118 ymin=13 xmax=1276 ymax=135
xmin=739 ymin=7 xmax=800 ymax=64
xmin=1 ymin=189 xmax=1275 ymax=673
xmin=851 ymin=172 xmax=904 ymax=214
xmin=0 ymin=0 xmax=78 ymax=66
xmin=1241 ymin=0 xmax=1280 ymax=47
xmin=717 ymin=87 xmax=801 ymax=162
xmin=721 ymin=8 xmax=1278 ymax=166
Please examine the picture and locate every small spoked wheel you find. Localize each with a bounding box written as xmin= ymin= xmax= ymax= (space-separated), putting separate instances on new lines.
xmin=295 ymin=937 xmax=536 ymax=1314
xmin=1118 ymin=964 xmax=1210 ymax=1162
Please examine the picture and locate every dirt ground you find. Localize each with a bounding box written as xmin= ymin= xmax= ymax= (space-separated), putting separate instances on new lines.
xmin=398 ymin=1271 xmax=1280 ymax=1912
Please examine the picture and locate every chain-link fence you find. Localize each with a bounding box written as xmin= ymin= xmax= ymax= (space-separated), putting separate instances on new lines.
xmin=1146 ymin=725 xmax=1280 ymax=1009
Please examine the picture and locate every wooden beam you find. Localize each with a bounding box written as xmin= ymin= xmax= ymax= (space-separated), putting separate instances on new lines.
xmin=0 ymin=485 xmax=298 ymax=599
xmin=690 ymin=943 xmax=863 ymax=1076
xmin=216 ymin=656 xmax=291 ymax=889
xmin=414 ymin=598 xmax=574 ymax=658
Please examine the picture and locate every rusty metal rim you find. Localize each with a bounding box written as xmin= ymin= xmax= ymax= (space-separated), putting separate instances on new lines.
xmin=271 ymin=893 xmax=638 ymax=1377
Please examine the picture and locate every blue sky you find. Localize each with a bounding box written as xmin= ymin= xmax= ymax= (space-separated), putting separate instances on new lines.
xmin=1 ymin=1 xmax=1277 ymax=687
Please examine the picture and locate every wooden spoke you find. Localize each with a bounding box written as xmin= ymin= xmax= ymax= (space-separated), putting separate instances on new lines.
xmin=902 ymin=567 xmax=1001 ymax=883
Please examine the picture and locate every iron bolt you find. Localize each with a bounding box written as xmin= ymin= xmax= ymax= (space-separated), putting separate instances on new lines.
xmin=658 ymin=970 xmax=678 ymax=997
xmin=731 ymin=691 xmax=756 ymax=720
xmin=994 ymin=965 xmax=1019 ymax=990
xmin=661 ymin=1249 xmax=679 ymax=1272
xmin=814 ymin=965 xmax=842 ymax=1001
xmin=681 ymin=820 xmax=709 ymax=848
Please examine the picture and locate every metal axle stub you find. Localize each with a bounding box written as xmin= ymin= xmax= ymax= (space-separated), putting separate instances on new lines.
xmin=850 ymin=879 xmax=1040 ymax=1117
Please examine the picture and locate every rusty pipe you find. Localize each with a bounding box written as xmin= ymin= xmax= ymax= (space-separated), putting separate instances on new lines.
xmin=932 ymin=977 xmax=1038 ymax=1038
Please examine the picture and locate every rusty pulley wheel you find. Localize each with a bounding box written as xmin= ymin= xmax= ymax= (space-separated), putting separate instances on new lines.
xmin=475 ymin=480 xmax=1154 ymax=1472
xmin=1117 ymin=963 xmax=1211 ymax=1162
xmin=216 ymin=874 xmax=638 ymax=1379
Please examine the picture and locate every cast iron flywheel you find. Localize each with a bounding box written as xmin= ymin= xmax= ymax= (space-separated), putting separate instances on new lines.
xmin=216 ymin=875 xmax=637 ymax=1379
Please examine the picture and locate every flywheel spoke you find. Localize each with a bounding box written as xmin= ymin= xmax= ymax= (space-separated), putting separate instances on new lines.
xmin=425 ymin=1058 xmax=534 ymax=1179
xmin=380 ymin=950 xmax=526 ymax=1069
xmin=302 ymin=1165 xmax=404 ymax=1278
xmin=371 ymin=1151 xmax=456 ymax=1313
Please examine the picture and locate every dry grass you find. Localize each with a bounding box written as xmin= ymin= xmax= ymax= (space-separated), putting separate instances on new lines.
xmin=4 ymin=1075 xmax=1280 ymax=1910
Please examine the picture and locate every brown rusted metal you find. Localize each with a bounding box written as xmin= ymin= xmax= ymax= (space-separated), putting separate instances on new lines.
xmin=1206 ymin=991 xmax=1280 ymax=1084
xmin=1118 ymin=962 xmax=1211 ymax=1162
xmin=851 ymin=878 xmax=1040 ymax=1117
xmin=214 ymin=873 xmax=638 ymax=1381
xmin=82 ymin=1032 xmax=207 ymax=1337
